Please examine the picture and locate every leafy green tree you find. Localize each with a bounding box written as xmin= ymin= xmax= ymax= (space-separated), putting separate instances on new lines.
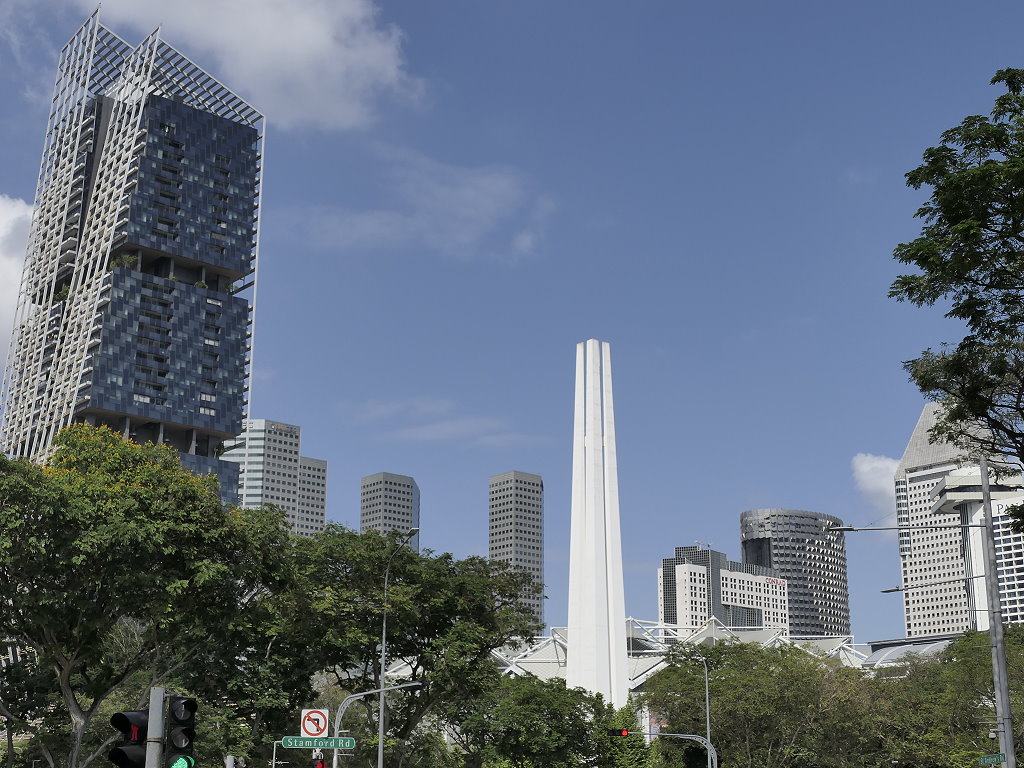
xmin=289 ymin=526 xmax=542 ymax=768
xmin=872 ymin=628 xmax=1024 ymax=768
xmin=889 ymin=68 xmax=1024 ymax=486
xmin=438 ymin=673 xmax=626 ymax=768
xmin=0 ymin=425 xmax=293 ymax=768
xmin=642 ymin=641 xmax=879 ymax=768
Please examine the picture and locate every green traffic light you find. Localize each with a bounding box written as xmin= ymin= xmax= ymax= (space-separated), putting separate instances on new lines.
xmin=168 ymin=756 xmax=196 ymax=768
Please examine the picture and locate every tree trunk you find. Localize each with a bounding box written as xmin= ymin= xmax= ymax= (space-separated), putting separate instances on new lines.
xmin=5 ymin=718 xmax=14 ymax=768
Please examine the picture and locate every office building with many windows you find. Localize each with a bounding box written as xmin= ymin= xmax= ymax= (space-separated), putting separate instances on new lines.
xmin=894 ymin=403 xmax=973 ymax=638
xmin=0 ymin=12 xmax=262 ymax=501
xmin=488 ymin=470 xmax=544 ymax=622
xmin=740 ymin=508 xmax=851 ymax=636
xmin=658 ymin=545 xmax=789 ymax=631
xmin=360 ymin=472 xmax=420 ymax=550
xmin=221 ymin=419 xmax=327 ymax=536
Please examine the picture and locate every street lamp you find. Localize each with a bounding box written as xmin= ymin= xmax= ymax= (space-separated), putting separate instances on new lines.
xmin=838 ymin=455 xmax=1016 ymax=768
xmin=695 ymin=655 xmax=711 ymax=768
xmin=377 ymin=527 xmax=418 ymax=768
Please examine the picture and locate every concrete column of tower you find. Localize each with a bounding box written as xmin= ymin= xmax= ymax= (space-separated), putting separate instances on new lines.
xmin=566 ymin=339 xmax=628 ymax=708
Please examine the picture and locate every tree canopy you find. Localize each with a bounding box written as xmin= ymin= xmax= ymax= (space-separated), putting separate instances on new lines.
xmin=890 ymin=68 xmax=1024 ymax=482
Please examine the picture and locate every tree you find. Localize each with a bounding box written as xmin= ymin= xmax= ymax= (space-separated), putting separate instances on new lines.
xmin=289 ymin=526 xmax=542 ymax=768
xmin=641 ymin=641 xmax=879 ymax=768
xmin=870 ymin=629 xmax=1024 ymax=768
xmin=0 ymin=425 xmax=293 ymax=768
xmin=890 ymin=68 xmax=1024 ymax=483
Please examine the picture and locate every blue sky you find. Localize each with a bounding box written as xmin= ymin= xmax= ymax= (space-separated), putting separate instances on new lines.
xmin=1 ymin=0 xmax=1019 ymax=643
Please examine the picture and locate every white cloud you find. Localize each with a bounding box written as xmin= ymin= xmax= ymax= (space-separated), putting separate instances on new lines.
xmin=340 ymin=396 xmax=538 ymax=446
xmin=304 ymin=148 xmax=555 ymax=263
xmin=851 ymin=452 xmax=899 ymax=524
xmin=0 ymin=195 xmax=31 ymax=372
xmin=351 ymin=397 xmax=456 ymax=423
xmin=60 ymin=0 xmax=419 ymax=131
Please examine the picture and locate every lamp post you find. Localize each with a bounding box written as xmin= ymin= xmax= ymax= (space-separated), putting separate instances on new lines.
xmin=834 ymin=458 xmax=1016 ymax=768
xmin=697 ymin=655 xmax=711 ymax=768
xmin=377 ymin=527 xmax=419 ymax=768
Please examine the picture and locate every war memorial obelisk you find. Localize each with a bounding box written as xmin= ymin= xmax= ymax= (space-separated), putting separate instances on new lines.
xmin=566 ymin=339 xmax=629 ymax=709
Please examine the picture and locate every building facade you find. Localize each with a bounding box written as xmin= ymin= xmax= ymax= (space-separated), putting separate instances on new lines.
xmin=658 ymin=545 xmax=789 ymax=631
xmin=928 ymin=471 xmax=1024 ymax=631
xmin=0 ymin=12 xmax=262 ymax=502
xmin=740 ymin=508 xmax=851 ymax=636
xmin=894 ymin=403 xmax=972 ymax=638
xmin=488 ymin=470 xmax=545 ymax=622
xmin=360 ymin=472 xmax=420 ymax=551
xmin=221 ymin=419 xmax=327 ymax=536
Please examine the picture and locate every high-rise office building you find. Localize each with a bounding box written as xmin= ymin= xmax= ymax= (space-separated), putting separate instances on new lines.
xmin=930 ymin=470 xmax=1024 ymax=631
xmin=360 ymin=472 xmax=420 ymax=551
xmin=658 ymin=545 xmax=789 ymax=631
xmin=488 ymin=470 xmax=544 ymax=622
xmin=0 ymin=13 xmax=261 ymax=501
xmin=221 ymin=419 xmax=327 ymax=537
xmin=894 ymin=403 xmax=971 ymax=638
xmin=740 ymin=508 xmax=851 ymax=636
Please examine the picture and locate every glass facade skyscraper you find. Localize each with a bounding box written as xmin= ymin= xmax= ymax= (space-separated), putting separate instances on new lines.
xmin=740 ymin=508 xmax=851 ymax=636
xmin=0 ymin=12 xmax=262 ymax=500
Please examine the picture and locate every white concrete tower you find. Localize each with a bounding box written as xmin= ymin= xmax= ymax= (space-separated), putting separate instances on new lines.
xmin=566 ymin=339 xmax=628 ymax=708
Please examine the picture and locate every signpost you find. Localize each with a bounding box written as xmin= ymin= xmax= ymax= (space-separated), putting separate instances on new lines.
xmin=282 ymin=738 xmax=355 ymax=751
xmin=980 ymin=755 xmax=1006 ymax=766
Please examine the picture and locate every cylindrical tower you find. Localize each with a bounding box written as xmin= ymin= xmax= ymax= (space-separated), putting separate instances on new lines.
xmin=740 ymin=508 xmax=851 ymax=636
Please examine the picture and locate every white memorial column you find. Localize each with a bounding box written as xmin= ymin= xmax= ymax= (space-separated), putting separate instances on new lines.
xmin=566 ymin=339 xmax=628 ymax=708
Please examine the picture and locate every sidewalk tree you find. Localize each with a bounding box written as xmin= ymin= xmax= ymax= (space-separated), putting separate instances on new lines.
xmin=0 ymin=425 xmax=293 ymax=768
xmin=890 ymin=68 xmax=1024 ymax=493
xmin=292 ymin=527 xmax=542 ymax=768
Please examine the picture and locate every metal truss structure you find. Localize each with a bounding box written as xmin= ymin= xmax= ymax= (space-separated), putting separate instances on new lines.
xmin=0 ymin=11 xmax=263 ymax=460
xmin=491 ymin=616 xmax=868 ymax=690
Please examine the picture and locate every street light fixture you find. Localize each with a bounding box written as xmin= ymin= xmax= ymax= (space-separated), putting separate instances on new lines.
xmin=377 ymin=527 xmax=419 ymax=768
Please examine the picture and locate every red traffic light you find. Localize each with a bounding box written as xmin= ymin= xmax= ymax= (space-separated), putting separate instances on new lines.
xmin=607 ymin=728 xmax=630 ymax=737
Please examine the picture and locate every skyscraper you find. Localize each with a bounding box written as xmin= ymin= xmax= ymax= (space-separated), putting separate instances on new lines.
xmin=894 ymin=403 xmax=971 ymax=638
xmin=360 ymin=472 xmax=420 ymax=551
xmin=566 ymin=339 xmax=628 ymax=709
xmin=488 ymin=470 xmax=544 ymax=622
xmin=0 ymin=13 xmax=262 ymax=502
xmin=740 ymin=508 xmax=851 ymax=636
xmin=658 ymin=545 xmax=789 ymax=631
xmin=221 ymin=419 xmax=328 ymax=537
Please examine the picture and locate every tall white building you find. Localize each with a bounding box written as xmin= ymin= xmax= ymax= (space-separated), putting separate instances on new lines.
xmin=360 ymin=472 xmax=420 ymax=551
xmin=221 ymin=419 xmax=327 ymax=537
xmin=658 ymin=545 xmax=789 ymax=631
xmin=931 ymin=471 xmax=1024 ymax=631
xmin=489 ymin=471 xmax=544 ymax=622
xmin=566 ymin=339 xmax=628 ymax=709
xmin=895 ymin=403 xmax=970 ymax=637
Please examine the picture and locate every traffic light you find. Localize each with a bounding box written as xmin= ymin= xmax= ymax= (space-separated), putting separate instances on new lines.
xmin=312 ymin=759 xmax=328 ymax=768
xmin=109 ymin=710 xmax=149 ymax=768
xmin=165 ymin=696 xmax=197 ymax=768
xmin=607 ymin=728 xmax=631 ymax=737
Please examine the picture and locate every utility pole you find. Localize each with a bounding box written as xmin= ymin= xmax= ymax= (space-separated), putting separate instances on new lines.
xmin=980 ymin=457 xmax=1016 ymax=768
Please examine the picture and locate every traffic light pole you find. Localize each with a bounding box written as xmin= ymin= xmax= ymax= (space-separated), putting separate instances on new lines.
xmin=144 ymin=687 xmax=165 ymax=768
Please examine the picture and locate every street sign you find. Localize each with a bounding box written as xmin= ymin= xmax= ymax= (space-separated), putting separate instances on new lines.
xmin=282 ymin=737 xmax=355 ymax=750
xmin=979 ymin=754 xmax=1005 ymax=765
xmin=300 ymin=710 xmax=329 ymax=738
